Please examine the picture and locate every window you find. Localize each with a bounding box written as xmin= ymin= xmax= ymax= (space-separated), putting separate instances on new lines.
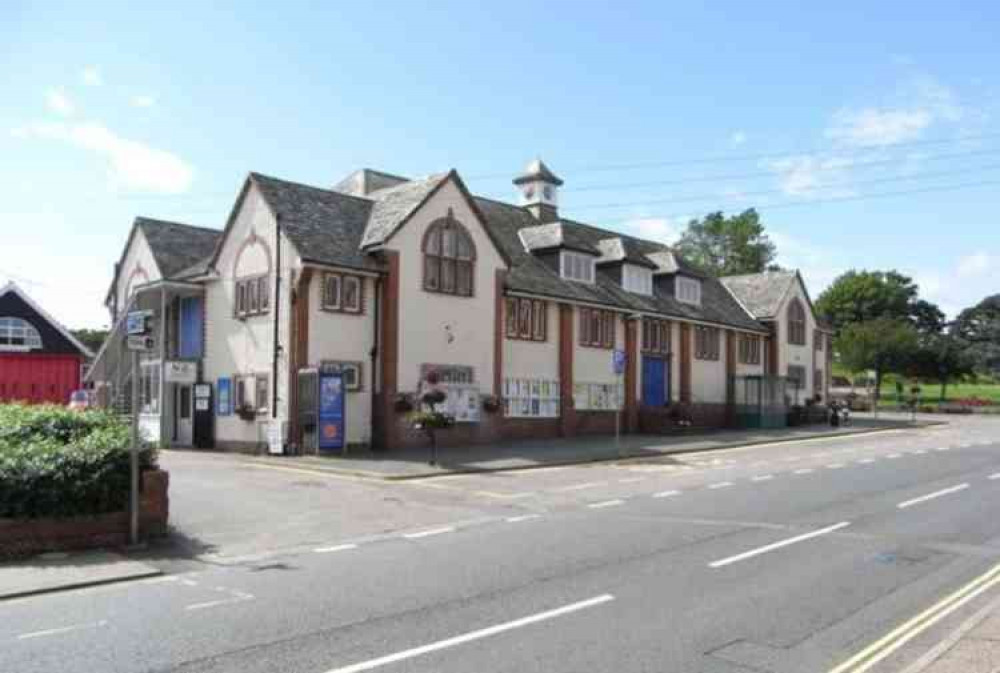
xmin=738 ymin=334 xmax=761 ymax=365
xmin=139 ymin=361 xmax=160 ymax=414
xmin=814 ymin=330 xmax=823 ymax=351
xmin=234 ymin=373 xmax=268 ymax=413
xmin=814 ymin=369 xmax=824 ymax=394
xmin=560 ymin=251 xmax=595 ymax=283
xmin=787 ymin=299 xmax=806 ymax=345
xmin=255 ymin=375 xmax=269 ymax=412
xmin=423 ymin=217 xmax=475 ymax=296
xmin=694 ymin=326 xmax=720 ymax=361
xmin=322 ymin=273 xmax=363 ymax=314
xmin=320 ymin=360 xmax=363 ymax=391
xmin=787 ymin=365 xmax=807 ymax=390
xmin=235 ymin=275 xmax=270 ymax=318
xmin=504 ymin=378 xmax=560 ymax=418
xmin=642 ymin=319 xmax=671 ymax=354
xmin=579 ymin=308 xmax=615 ymax=348
xmin=505 ymin=297 xmax=547 ymax=342
xmin=623 ymin=264 xmax=653 ymax=295
xmin=676 ymin=276 xmax=702 ymax=305
xmin=0 ymin=317 xmax=42 ymax=350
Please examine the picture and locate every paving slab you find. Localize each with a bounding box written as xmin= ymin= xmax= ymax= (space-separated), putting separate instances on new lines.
xmin=0 ymin=550 xmax=161 ymax=600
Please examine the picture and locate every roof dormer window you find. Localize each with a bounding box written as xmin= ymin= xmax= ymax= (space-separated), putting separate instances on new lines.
xmin=676 ymin=276 xmax=702 ymax=306
xmin=560 ymin=251 xmax=595 ymax=284
xmin=623 ymin=264 xmax=653 ymax=296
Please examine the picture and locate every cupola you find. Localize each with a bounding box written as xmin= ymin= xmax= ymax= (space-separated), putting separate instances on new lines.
xmin=513 ymin=158 xmax=563 ymax=223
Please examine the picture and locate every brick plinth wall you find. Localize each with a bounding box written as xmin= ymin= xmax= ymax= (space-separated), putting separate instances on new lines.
xmin=638 ymin=403 xmax=730 ymax=433
xmin=0 ymin=469 xmax=170 ymax=559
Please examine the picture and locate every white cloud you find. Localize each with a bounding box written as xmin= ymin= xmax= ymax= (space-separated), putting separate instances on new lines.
xmin=45 ymin=88 xmax=75 ymax=116
xmin=730 ymin=130 xmax=747 ymax=146
xmin=13 ymin=121 xmax=193 ymax=193
xmin=625 ymin=216 xmax=684 ymax=245
xmin=762 ymin=155 xmax=856 ymax=197
xmin=825 ymin=108 xmax=932 ymax=148
xmin=957 ymin=252 xmax=993 ymax=278
xmin=82 ymin=66 xmax=103 ymax=86
xmin=131 ymin=95 xmax=156 ymax=108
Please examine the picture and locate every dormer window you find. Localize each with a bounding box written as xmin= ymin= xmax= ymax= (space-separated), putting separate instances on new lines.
xmin=623 ymin=264 xmax=653 ymax=295
xmin=560 ymin=251 xmax=595 ymax=283
xmin=676 ymin=277 xmax=702 ymax=305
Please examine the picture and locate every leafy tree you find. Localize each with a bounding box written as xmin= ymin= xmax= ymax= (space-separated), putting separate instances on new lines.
xmin=71 ymin=328 xmax=109 ymax=354
xmin=675 ymin=209 xmax=777 ymax=276
xmin=815 ymin=270 xmax=942 ymax=335
xmin=908 ymin=334 xmax=974 ymax=401
xmin=836 ymin=318 xmax=919 ymax=403
xmin=953 ymin=294 xmax=1000 ymax=375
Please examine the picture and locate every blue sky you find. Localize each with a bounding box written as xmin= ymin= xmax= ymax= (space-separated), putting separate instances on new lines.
xmin=2 ymin=1 xmax=998 ymax=328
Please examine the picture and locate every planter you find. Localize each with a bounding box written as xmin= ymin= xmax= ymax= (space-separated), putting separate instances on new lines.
xmin=236 ymin=406 xmax=257 ymax=422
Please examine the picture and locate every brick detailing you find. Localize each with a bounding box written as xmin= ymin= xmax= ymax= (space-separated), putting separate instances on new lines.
xmin=494 ymin=270 xmax=506 ymax=396
xmin=289 ymin=268 xmax=313 ymax=452
xmin=376 ymin=251 xmax=401 ymax=451
xmin=624 ymin=316 xmax=638 ymax=432
xmin=725 ymin=330 xmax=737 ymax=427
xmin=0 ymin=469 xmax=169 ymax=560
xmin=558 ymin=303 xmax=576 ymax=437
xmin=679 ymin=322 xmax=692 ymax=403
xmin=766 ymin=323 xmax=779 ymax=375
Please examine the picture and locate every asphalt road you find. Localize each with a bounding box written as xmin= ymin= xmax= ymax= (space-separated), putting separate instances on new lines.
xmin=2 ymin=417 xmax=999 ymax=673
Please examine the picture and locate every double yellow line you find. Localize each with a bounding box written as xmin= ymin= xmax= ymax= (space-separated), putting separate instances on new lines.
xmin=829 ymin=560 xmax=1000 ymax=672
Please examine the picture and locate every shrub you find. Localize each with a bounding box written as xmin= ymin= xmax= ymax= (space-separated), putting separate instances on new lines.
xmin=0 ymin=404 xmax=156 ymax=519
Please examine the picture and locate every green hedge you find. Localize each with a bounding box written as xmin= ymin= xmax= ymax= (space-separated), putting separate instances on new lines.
xmin=0 ymin=404 xmax=157 ymax=519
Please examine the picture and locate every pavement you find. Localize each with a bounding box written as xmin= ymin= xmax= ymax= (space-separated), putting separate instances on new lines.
xmin=244 ymin=416 xmax=925 ymax=480
xmin=2 ymin=414 xmax=999 ymax=673
xmin=0 ymin=551 xmax=160 ymax=600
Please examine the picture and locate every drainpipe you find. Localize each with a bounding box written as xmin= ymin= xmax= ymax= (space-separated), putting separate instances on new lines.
xmin=370 ymin=274 xmax=381 ymax=445
xmin=272 ymin=214 xmax=282 ymax=419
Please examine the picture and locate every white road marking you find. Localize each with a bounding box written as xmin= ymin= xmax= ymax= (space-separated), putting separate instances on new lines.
xmin=618 ymin=477 xmax=645 ymax=484
xmin=708 ymin=522 xmax=851 ymax=569
xmin=315 ymin=543 xmax=359 ymax=554
xmin=914 ymin=449 xmax=928 ymax=455
xmin=652 ymin=489 xmax=680 ymax=498
xmin=988 ymin=473 xmax=1000 ymax=481
xmin=793 ymin=468 xmax=815 ymax=475
xmin=17 ymin=620 xmax=108 ymax=640
xmin=556 ymin=482 xmax=602 ymax=492
xmin=897 ymin=483 xmax=970 ymax=509
xmin=506 ymin=514 xmax=541 ymax=523
xmin=185 ymin=591 xmax=254 ymax=611
xmin=859 ymin=458 xmax=876 ymax=464
xmin=751 ymin=474 xmax=774 ymax=482
xmin=323 ymin=594 xmax=615 ymax=673
xmin=936 ymin=447 xmax=951 ymax=452
xmin=708 ymin=481 xmax=734 ymax=490
xmin=588 ymin=499 xmax=625 ymax=509
xmin=826 ymin=463 xmax=846 ymax=469
xmin=404 ymin=526 xmax=456 ymax=539
xmin=751 ymin=461 xmax=770 ymax=467
xmin=888 ymin=453 xmax=902 ymax=459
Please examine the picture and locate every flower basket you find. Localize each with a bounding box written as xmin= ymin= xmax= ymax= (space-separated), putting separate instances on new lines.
xmin=236 ymin=405 xmax=257 ymax=422
xmin=482 ymin=395 xmax=503 ymax=414
xmin=393 ymin=394 xmax=414 ymax=413
xmin=408 ymin=411 xmax=455 ymax=431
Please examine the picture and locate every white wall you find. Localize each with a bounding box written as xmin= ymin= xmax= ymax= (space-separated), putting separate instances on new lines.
xmin=307 ymin=272 xmax=376 ymax=445
xmin=388 ymin=178 xmax=506 ymax=394
xmin=203 ymin=183 xmax=295 ymax=447
xmin=573 ymin=307 xmax=625 ymax=386
xmin=503 ymin=301 xmax=559 ymax=381
xmin=775 ymin=280 xmax=818 ymax=401
xmin=116 ymin=229 xmax=161 ymax=313
xmin=691 ymin=342 xmax=727 ymax=404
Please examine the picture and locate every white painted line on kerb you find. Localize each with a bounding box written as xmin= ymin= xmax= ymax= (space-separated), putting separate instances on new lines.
xmin=404 ymin=526 xmax=456 ymax=540
xmin=17 ymin=620 xmax=108 ymax=640
xmin=588 ymin=499 xmax=625 ymax=509
xmin=988 ymin=473 xmax=1000 ymax=481
xmin=794 ymin=468 xmax=815 ymax=475
xmin=323 ymin=594 xmax=615 ymax=673
xmin=897 ymin=484 xmax=970 ymax=509
xmin=556 ymin=482 xmax=602 ymax=492
xmin=826 ymin=463 xmax=846 ymax=469
xmin=751 ymin=474 xmax=774 ymax=482
xmin=708 ymin=482 xmax=734 ymax=490
xmin=315 ymin=543 xmax=359 ymax=554
xmin=652 ymin=489 xmax=680 ymax=498
xmin=506 ymin=514 xmax=541 ymax=523
xmin=708 ymin=522 xmax=851 ymax=569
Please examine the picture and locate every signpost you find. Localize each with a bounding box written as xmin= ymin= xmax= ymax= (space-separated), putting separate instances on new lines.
xmin=125 ymin=311 xmax=153 ymax=547
xmin=613 ymin=349 xmax=626 ymax=458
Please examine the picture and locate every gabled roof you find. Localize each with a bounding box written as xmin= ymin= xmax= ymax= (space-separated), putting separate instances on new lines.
xmin=595 ymin=237 xmax=659 ymax=269
xmin=720 ymin=270 xmax=801 ymax=320
xmin=0 ymin=282 xmax=93 ymax=358
xmin=137 ymin=217 xmax=222 ymax=279
xmin=519 ymin=222 xmax=601 ymax=255
xmin=359 ymin=173 xmax=449 ymax=248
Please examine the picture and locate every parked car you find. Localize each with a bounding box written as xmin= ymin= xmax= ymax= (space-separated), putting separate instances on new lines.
xmin=828 ymin=376 xmax=872 ymax=410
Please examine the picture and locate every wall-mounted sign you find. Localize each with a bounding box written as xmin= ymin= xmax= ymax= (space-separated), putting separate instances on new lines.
xmin=127 ymin=335 xmax=155 ymax=351
xmin=164 ymin=361 xmax=198 ymax=384
xmin=612 ymin=349 xmax=627 ymax=375
xmin=126 ymin=310 xmax=153 ymax=336
xmin=217 ymin=378 xmax=232 ymax=415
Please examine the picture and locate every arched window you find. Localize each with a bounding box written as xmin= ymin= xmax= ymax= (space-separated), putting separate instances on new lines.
xmin=0 ymin=317 xmax=43 ymax=350
xmin=787 ymin=298 xmax=806 ymax=345
xmin=423 ymin=215 xmax=476 ymax=297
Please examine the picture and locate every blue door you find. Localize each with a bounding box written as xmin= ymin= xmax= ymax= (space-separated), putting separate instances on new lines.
xmin=179 ymin=297 xmax=203 ymax=359
xmin=643 ymin=356 xmax=667 ymax=407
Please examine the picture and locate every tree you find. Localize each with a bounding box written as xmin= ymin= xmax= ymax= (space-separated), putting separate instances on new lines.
xmin=815 ymin=270 xmax=942 ymax=335
xmin=908 ymin=334 xmax=974 ymax=401
xmin=71 ymin=328 xmax=108 ymax=354
xmin=836 ymin=318 xmax=920 ymax=405
xmin=674 ymin=209 xmax=777 ymax=276
xmin=953 ymin=294 xmax=1000 ymax=375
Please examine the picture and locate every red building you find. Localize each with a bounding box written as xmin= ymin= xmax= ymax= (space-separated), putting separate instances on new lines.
xmin=0 ymin=282 xmax=93 ymax=405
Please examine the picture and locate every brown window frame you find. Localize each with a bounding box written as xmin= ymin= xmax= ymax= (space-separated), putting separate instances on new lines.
xmin=641 ymin=318 xmax=671 ymax=355
xmin=694 ymin=325 xmax=721 ymax=361
xmin=738 ymin=334 xmax=761 ymax=365
xmin=787 ymin=299 xmax=807 ymax=345
xmin=422 ymin=216 xmax=476 ymax=297
xmin=505 ymin=297 xmax=547 ymax=342
xmin=580 ymin=308 xmax=615 ymax=349
xmin=322 ymin=272 xmax=364 ymax=314
xmin=787 ymin=364 xmax=807 ymax=390
xmin=814 ymin=329 xmax=824 ymax=351
xmin=235 ymin=274 xmax=270 ymax=318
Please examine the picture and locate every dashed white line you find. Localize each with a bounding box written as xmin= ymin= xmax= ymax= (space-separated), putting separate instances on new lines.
xmin=506 ymin=514 xmax=542 ymax=523
xmin=708 ymin=522 xmax=851 ymax=569
xmin=914 ymin=449 xmax=928 ymax=455
xmin=556 ymin=482 xmax=602 ymax=492
xmin=185 ymin=591 xmax=254 ymax=611
xmin=826 ymin=463 xmax=846 ymax=469
xmin=988 ymin=473 xmax=1000 ymax=481
xmin=859 ymin=458 xmax=876 ymax=464
xmin=708 ymin=481 xmax=734 ymax=490
xmin=652 ymin=489 xmax=681 ymax=498
xmin=936 ymin=447 xmax=951 ymax=452
xmin=404 ymin=526 xmax=456 ymax=539
xmin=588 ymin=499 xmax=625 ymax=509
xmin=17 ymin=620 xmax=108 ymax=640
xmin=898 ymin=483 xmax=970 ymax=509
xmin=322 ymin=594 xmax=615 ymax=673
xmin=888 ymin=453 xmax=902 ymax=459
xmin=793 ymin=468 xmax=815 ymax=475
xmin=315 ymin=543 xmax=359 ymax=554
xmin=751 ymin=475 xmax=774 ymax=482
xmin=618 ymin=477 xmax=645 ymax=484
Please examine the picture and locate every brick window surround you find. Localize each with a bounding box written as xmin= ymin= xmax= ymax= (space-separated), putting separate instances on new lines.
xmin=506 ymin=297 xmax=547 ymax=341
xmin=579 ymin=308 xmax=615 ymax=349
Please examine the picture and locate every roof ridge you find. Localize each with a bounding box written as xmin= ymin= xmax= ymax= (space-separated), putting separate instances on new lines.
xmin=250 ymin=171 xmax=377 ymax=205
xmin=136 ymin=217 xmax=220 ymax=234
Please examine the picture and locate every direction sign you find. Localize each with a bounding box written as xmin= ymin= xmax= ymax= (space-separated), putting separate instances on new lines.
xmin=127 ymin=335 xmax=155 ymax=351
xmin=612 ymin=349 xmax=627 ymax=375
xmin=126 ymin=310 xmax=153 ymax=336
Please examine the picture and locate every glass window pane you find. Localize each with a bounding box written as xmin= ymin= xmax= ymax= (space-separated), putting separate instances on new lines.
xmin=441 ymin=259 xmax=456 ymax=292
xmin=425 ymin=227 xmax=441 ymax=254
xmin=343 ymin=277 xmax=360 ymax=311
xmin=424 ymin=257 xmax=439 ymax=290
xmin=456 ymin=262 xmax=472 ymax=296
xmin=442 ymin=226 xmax=456 ymax=257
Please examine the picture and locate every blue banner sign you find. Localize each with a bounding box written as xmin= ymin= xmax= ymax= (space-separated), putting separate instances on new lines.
xmin=217 ymin=377 xmax=232 ymax=416
xmin=318 ymin=371 xmax=345 ymax=453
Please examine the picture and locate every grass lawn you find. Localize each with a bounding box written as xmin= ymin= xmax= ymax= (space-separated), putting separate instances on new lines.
xmin=831 ymin=363 xmax=1000 ymax=404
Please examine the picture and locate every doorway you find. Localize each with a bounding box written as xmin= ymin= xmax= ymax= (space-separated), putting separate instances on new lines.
xmin=174 ymin=384 xmax=193 ymax=446
xmin=642 ymin=356 xmax=668 ymax=407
